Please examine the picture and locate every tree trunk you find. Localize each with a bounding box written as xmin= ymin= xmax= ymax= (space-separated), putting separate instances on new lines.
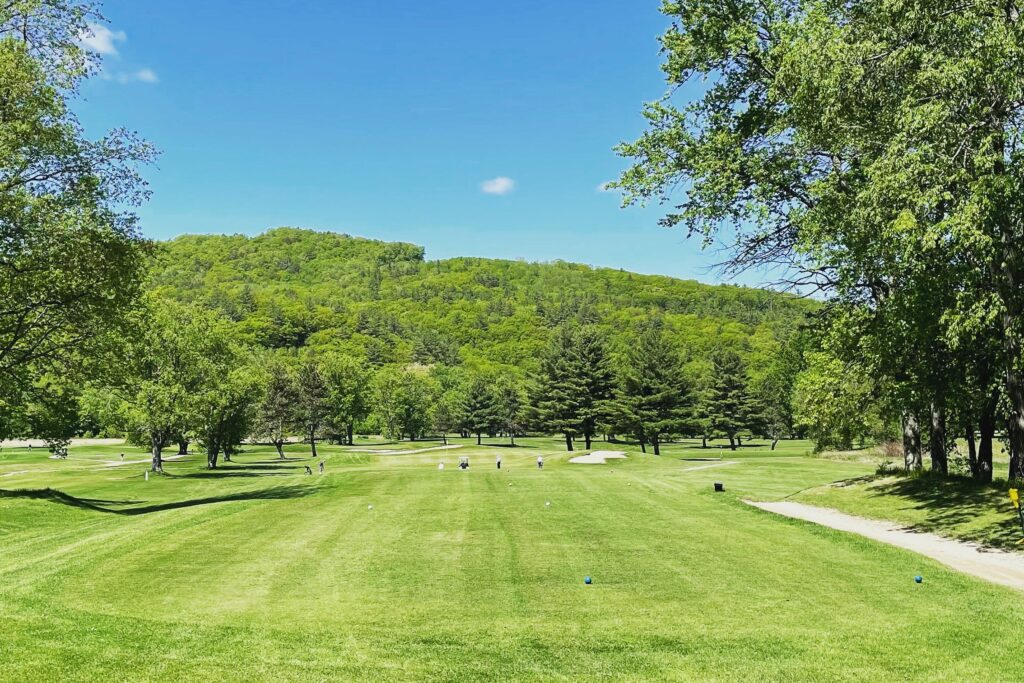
xmin=990 ymin=103 xmax=1024 ymax=480
xmin=510 ymin=433 xmax=515 ymax=447
xmin=207 ymin=446 xmax=219 ymax=469
xmin=1009 ymin=418 xmax=1024 ymax=481
xmin=652 ymin=434 xmax=660 ymax=456
xmin=564 ymin=433 xmax=574 ymax=452
xmin=275 ymin=440 xmax=285 ymax=458
xmin=151 ymin=436 xmax=163 ymax=472
xmin=347 ymin=423 xmax=354 ymax=446
xmin=702 ymin=436 xmax=707 ymax=449
xmin=930 ymin=401 xmax=948 ymax=475
xmin=771 ymin=438 xmax=779 ymax=451
xmin=728 ymin=435 xmax=736 ymax=451
xmin=177 ymin=439 xmax=188 ymax=455
xmin=309 ymin=428 xmax=318 ymax=459
xmin=442 ymin=433 xmax=447 ymax=445
xmin=966 ymin=422 xmax=978 ymax=479
xmin=902 ymin=412 xmax=922 ymax=471
xmin=584 ymin=432 xmax=592 ymax=450
xmin=477 ymin=433 xmax=482 ymax=445
xmin=978 ymin=398 xmax=996 ymax=483
xmin=736 ymin=436 xmax=743 ymax=447
xmin=639 ymin=438 xmax=646 ymax=453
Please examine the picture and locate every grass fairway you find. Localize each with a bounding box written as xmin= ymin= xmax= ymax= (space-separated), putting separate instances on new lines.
xmin=2 ymin=438 xmax=1023 ymax=681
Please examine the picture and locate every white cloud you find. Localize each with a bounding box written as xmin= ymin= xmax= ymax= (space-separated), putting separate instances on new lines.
xmin=100 ymin=68 xmax=159 ymax=84
xmin=481 ymin=177 xmax=515 ymax=195
xmin=79 ymin=23 xmax=126 ymax=55
xmin=132 ymin=68 xmax=159 ymax=83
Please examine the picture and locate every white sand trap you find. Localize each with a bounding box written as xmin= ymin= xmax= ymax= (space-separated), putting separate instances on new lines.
xmin=749 ymin=501 xmax=1024 ymax=592
xmin=345 ymin=444 xmax=464 ymax=456
xmin=569 ymin=450 xmax=628 ymax=464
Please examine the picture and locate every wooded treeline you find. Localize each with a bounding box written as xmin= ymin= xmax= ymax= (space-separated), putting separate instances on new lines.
xmin=614 ymin=0 xmax=1024 ymax=482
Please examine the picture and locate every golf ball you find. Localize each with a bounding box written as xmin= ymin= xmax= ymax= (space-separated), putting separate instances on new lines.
xmin=368 ymin=504 xmax=374 ymax=510
xmin=545 ymin=501 xmax=551 ymax=507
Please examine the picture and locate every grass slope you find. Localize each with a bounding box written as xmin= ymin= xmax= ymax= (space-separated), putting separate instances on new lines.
xmin=2 ymin=439 xmax=1023 ymax=681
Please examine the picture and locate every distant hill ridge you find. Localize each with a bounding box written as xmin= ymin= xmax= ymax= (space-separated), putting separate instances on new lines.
xmin=149 ymin=227 xmax=815 ymax=372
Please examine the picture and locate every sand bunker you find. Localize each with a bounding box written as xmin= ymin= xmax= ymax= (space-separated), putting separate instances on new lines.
xmin=569 ymin=450 xmax=628 ymax=464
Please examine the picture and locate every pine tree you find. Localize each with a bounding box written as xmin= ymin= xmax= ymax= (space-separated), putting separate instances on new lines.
xmin=704 ymin=349 xmax=751 ymax=451
xmin=461 ymin=378 xmax=498 ymax=445
xmin=530 ymin=326 xmax=586 ymax=451
xmin=615 ymin=320 xmax=692 ymax=455
xmin=575 ymin=326 xmax=615 ymax=450
xmin=295 ymin=357 xmax=330 ymax=458
xmin=494 ymin=377 xmax=524 ymax=446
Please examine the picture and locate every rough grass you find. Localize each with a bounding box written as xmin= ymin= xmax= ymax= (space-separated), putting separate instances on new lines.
xmin=2 ymin=437 xmax=1023 ymax=681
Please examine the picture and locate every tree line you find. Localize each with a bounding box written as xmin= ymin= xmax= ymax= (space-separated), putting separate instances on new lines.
xmin=614 ymin=0 xmax=1024 ymax=483
xmin=26 ymin=296 xmax=789 ymax=471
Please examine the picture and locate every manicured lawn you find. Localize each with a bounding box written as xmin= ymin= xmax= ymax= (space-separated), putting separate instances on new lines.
xmin=1 ymin=437 xmax=1022 ymax=681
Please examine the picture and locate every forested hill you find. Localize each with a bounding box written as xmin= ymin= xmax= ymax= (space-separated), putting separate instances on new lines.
xmin=150 ymin=227 xmax=816 ymax=373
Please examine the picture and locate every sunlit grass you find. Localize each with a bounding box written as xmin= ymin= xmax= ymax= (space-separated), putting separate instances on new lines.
xmin=1 ymin=437 xmax=1022 ymax=681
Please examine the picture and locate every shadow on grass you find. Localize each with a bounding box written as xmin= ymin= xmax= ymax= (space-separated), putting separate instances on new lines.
xmin=865 ymin=472 xmax=1023 ymax=549
xmin=165 ymin=462 xmax=302 ymax=479
xmin=177 ymin=471 xmax=292 ymax=479
xmin=0 ymin=484 xmax=317 ymax=516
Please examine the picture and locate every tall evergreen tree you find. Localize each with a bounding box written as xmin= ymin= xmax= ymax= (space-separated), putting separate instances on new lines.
xmin=615 ymin=320 xmax=692 ymax=455
xmin=704 ymin=349 xmax=752 ymax=451
xmin=295 ymin=357 xmax=329 ymax=458
xmin=461 ymin=378 xmax=498 ymax=445
xmin=494 ymin=377 xmax=525 ymax=446
xmin=575 ymin=326 xmax=615 ymax=450
xmin=530 ymin=326 xmax=586 ymax=451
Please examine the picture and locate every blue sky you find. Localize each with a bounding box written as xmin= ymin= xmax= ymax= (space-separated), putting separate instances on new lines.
xmin=77 ymin=1 xmax=757 ymax=284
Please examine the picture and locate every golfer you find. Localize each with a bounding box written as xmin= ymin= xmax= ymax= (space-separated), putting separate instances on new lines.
xmin=496 ymin=454 xmax=502 ymax=470
xmin=319 ymin=461 xmax=324 ymax=474
xmin=537 ymin=455 xmax=544 ymax=469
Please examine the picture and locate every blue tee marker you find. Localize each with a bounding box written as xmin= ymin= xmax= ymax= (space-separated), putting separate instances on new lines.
xmin=584 ymin=576 xmax=592 ymax=585
xmin=914 ymin=575 xmax=923 ymax=584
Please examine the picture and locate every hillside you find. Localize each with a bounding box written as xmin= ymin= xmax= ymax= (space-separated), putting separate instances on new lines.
xmin=150 ymin=227 xmax=816 ymax=374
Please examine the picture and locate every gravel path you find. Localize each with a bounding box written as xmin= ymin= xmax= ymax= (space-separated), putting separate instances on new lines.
xmin=749 ymin=500 xmax=1024 ymax=591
